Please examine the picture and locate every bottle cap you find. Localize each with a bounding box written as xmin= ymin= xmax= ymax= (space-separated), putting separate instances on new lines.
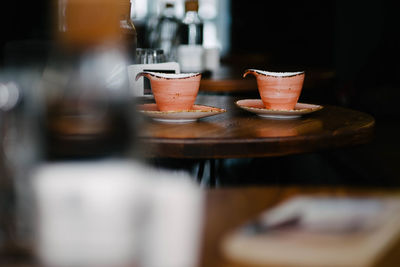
xmin=185 ymin=0 xmax=199 ymax=12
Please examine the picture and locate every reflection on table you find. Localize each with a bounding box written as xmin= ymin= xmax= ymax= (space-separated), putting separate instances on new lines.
xmin=137 ymin=95 xmax=374 ymax=159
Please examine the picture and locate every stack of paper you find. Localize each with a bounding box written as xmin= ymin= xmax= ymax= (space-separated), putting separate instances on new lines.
xmin=222 ymin=196 xmax=400 ymax=267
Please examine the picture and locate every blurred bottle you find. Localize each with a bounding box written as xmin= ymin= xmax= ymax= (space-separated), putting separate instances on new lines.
xmin=57 ymin=0 xmax=137 ymax=51
xmin=41 ymin=0 xmax=135 ymax=160
xmin=148 ymin=1 xmax=180 ymax=62
xmin=118 ymin=0 xmax=137 ymax=63
xmin=177 ymin=0 xmax=204 ymax=72
xmin=179 ymin=0 xmax=203 ymax=45
xmin=1 ymin=69 xmax=45 ymax=248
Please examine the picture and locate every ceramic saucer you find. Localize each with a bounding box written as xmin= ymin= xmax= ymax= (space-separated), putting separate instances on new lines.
xmin=235 ymin=99 xmax=323 ymax=119
xmin=137 ymin=103 xmax=226 ymax=123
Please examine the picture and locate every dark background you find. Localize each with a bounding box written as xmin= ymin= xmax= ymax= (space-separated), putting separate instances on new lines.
xmin=230 ymin=0 xmax=400 ymax=116
xmin=1 ymin=0 xmax=400 ymax=186
xmin=2 ymin=0 xmax=399 ymax=116
xmin=227 ymin=1 xmax=400 ymax=187
xmin=231 ymin=2 xmax=335 ymax=69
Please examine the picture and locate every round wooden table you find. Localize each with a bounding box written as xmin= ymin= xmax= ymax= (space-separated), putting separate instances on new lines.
xmin=137 ymin=95 xmax=375 ymax=159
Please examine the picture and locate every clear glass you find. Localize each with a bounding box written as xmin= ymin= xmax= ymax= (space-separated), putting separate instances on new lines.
xmin=40 ymin=45 xmax=133 ymax=159
xmin=1 ymin=0 xmax=138 ymax=263
xmin=0 ymin=69 xmax=43 ymax=247
xmin=136 ymin=48 xmax=166 ymax=64
xmin=0 ymin=46 xmax=137 ymax=265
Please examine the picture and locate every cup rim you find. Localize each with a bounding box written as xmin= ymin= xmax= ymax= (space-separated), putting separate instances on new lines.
xmin=139 ymin=71 xmax=201 ymax=80
xmin=246 ymin=69 xmax=305 ymax=77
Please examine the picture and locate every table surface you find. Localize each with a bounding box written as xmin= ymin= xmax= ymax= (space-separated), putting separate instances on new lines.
xmin=137 ymin=95 xmax=375 ymax=159
xmin=202 ymin=186 xmax=400 ymax=267
xmin=3 ymin=186 xmax=400 ymax=267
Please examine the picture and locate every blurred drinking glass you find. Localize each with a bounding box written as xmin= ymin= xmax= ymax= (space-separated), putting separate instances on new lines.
xmin=1 ymin=0 xmax=137 ymax=261
xmin=0 ymin=69 xmax=43 ymax=247
xmin=136 ymin=48 xmax=166 ymax=64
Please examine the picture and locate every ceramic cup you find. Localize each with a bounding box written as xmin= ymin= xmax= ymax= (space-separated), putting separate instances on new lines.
xmin=135 ymin=72 xmax=201 ymax=111
xmin=243 ymin=69 xmax=305 ymax=110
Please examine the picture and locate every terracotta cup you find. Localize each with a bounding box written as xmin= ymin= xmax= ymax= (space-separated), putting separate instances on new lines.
xmin=135 ymin=72 xmax=201 ymax=111
xmin=243 ymin=69 xmax=305 ymax=110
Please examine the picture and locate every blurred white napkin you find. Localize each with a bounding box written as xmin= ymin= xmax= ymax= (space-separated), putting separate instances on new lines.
xmin=32 ymin=160 xmax=204 ymax=267
xmin=258 ymin=196 xmax=385 ymax=233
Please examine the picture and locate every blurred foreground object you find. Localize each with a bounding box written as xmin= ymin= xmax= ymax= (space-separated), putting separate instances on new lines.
xmin=118 ymin=0 xmax=138 ymax=63
xmin=43 ymin=0 xmax=135 ymax=159
xmin=32 ymin=3 xmax=204 ymax=266
xmin=32 ymin=160 xmax=204 ymax=267
xmin=2 ymin=0 xmax=137 ymax=254
xmin=0 ymin=70 xmax=43 ymax=245
xmin=57 ymin=0 xmax=136 ymax=51
xmin=33 ymin=161 xmax=146 ymax=267
xmin=2 ymin=2 xmax=205 ymax=267
xmin=223 ymin=196 xmax=400 ymax=267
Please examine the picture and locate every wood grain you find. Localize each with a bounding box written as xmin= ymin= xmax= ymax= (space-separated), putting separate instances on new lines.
xmin=201 ymin=187 xmax=400 ymax=267
xmin=137 ymin=95 xmax=375 ymax=158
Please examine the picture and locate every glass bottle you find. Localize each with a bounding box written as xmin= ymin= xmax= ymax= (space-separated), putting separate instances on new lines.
xmin=180 ymin=0 xmax=203 ymax=45
xmin=118 ymin=0 xmax=137 ymax=63
xmin=148 ymin=2 xmax=180 ymax=61
xmin=177 ymin=0 xmax=204 ymax=72
xmin=42 ymin=0 xmax=134 ymax=160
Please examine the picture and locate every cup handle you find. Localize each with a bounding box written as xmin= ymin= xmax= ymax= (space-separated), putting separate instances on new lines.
xmin=135 ymin=72 xmax=151 ymax=81
xmin=243 ymin=69 xmax=257 ymax=78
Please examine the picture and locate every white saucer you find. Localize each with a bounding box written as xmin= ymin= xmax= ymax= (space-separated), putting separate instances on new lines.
xmin=235 ymin=99 xmax=323 ymax=119
xmin=137 ymin=103 xmax=226 ymax=123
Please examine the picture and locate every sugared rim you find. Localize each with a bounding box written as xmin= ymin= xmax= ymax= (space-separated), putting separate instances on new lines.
xmin=246 ymin=69 xmax=305 ymax=77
